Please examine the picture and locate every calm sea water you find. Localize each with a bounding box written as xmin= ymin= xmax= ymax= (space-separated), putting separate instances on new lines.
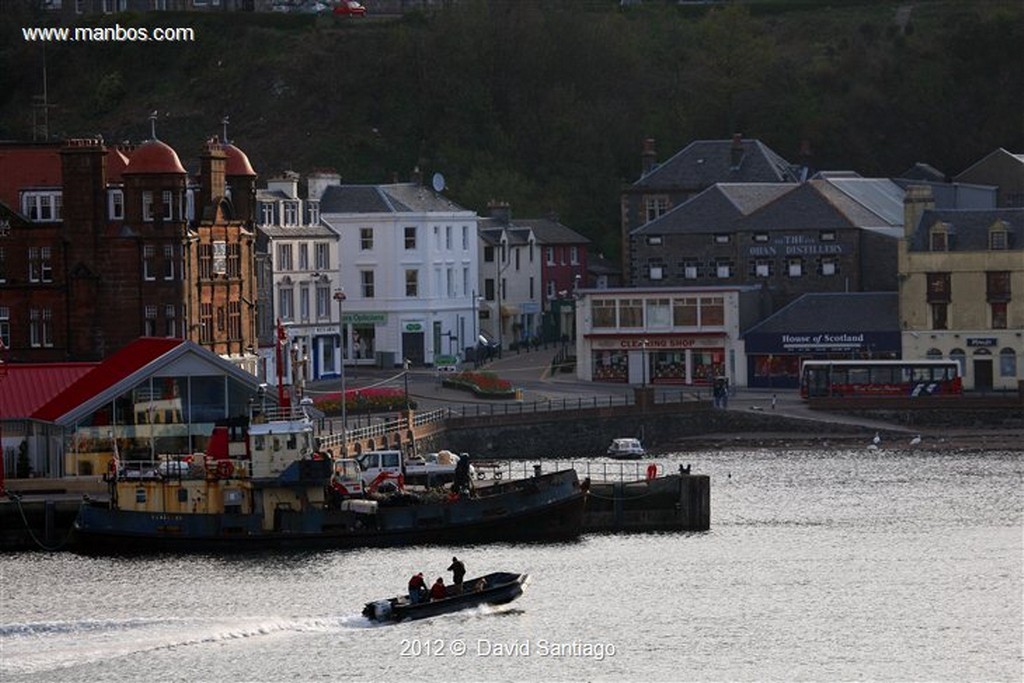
xmin=1 ymin=448 xmax=1021 ymax=682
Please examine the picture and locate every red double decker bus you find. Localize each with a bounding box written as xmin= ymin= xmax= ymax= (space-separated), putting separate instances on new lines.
xmin=800 ymin=359 xmax=962 ymax=399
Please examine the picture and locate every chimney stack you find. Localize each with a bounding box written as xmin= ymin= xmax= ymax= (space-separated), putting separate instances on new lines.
xmin=641 ymin=138 xmax=657 ymax=176
xmin=488 ymin=200 xmax=511 ymax=225
xmin=199 ymin=139 xmax=226 ymax=215
xmin=903 ymin=185 xmax=935 ymax=239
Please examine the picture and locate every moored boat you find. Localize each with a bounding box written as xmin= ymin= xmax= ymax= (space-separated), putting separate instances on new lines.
xmin=70 ymin=413 xmax=586 ymax=555
xmin=363 ymin=572 xmax=528 ymax=623
xmin=607 ymin=438 xmax=645 ymax=459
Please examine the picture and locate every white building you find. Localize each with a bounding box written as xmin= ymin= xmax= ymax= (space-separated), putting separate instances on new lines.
xmin=478 ymin=219 xmax=541 ymax=350
xmin=575 ymin=286 xmax=765 ymax=388
xmin=257 ymin=172 xmax=341 ymax=384
xmin=318 ymin=178 xmax=479 ymax=367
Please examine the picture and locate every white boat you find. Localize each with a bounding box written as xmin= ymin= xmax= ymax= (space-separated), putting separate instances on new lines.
xmin=607 ymin=438 xmax=645 ymax=459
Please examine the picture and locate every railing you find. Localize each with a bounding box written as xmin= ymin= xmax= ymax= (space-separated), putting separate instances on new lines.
xmin=315 ymin=409 xmax=450 ymax=451
xmin=470 ymin=459 xmax=686 ymax=484
xmin=435 ymin=391 xmax=701 ymax=420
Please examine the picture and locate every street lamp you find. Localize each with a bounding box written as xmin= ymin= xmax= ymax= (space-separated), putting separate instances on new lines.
xmin=334 ymin=289 xmax=347 ymax=456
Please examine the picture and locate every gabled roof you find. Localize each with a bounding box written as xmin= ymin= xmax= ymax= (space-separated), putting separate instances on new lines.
xmin=907 ymin=208 xmax=1024 ymax=252
xmin=744 ymin=292 xmax=899 ymax=336
xmin=955 ymin=147 xmax=1024 ymax=179
xmin=32 ymin=337 xmax=186 ymax=423
xmin=319 ymin=183 xmax=470 ymax=214
xmin=0 ymin=142 xmax=63 ymax=210
xmin=810 ymin=177 xmax=904 ymax=228
xmin=0 ymin=363 xmax=97 ymax=419
xmin=634 ymin=183 xmax=794 ymax=236
xmin=739 ymin=182 xmax=860 ymax=232
xmin=516 ymin=218 xmax=590 ymax=245
xmin=632 ymin=138 xmax=799 ymax=191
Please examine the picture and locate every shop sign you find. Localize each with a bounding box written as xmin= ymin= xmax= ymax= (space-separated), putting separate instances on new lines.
xmin=403 ymin=321 xmax=425 ymax=333
xmin=591 ymin=337 xmax=721 ymax=350
xmin=780 ymin=332 xmax=864 ymax=351
xmin=966 ymin=337 xmax=997 ymax=347
xmin=342 ymin=312 xmax=387 ymax=325
xmin=745 ymin=234 xmax=845 ymax=258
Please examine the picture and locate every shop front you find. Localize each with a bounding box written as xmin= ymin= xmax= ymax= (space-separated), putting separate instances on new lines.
xmin=744 ymin=331 xmax=901 ymax=389
xmin=589 ymin=335 xmax=729 ymax=386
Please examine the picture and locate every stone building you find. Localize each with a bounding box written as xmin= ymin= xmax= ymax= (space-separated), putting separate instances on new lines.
xmin=899 ymin=186 xmax=1024 ymax=391
xmin=0 ymin=134 xmax=259 ymax=372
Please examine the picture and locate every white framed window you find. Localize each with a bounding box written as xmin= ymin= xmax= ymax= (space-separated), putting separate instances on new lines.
xmin=545 ymin=247 xmax=555 ymax=265
xmin=360 ymin=228 xmax=374 ymax=251
xmin=22 ymin=191 xmax=62 ymax=222
xmin=28 ymin=247 xmax=40 ymax=282
xmin=821 ymin=257 xmax=838 ymax=276
xmin=299 ymin=284 xmax=310 ymax=321
xmin=446 ymin=268 xmax=455 ymax=297
xmin=649 ymin=265 xmax=664 ymax=280
xmin=788 ymin=258 xmax=803 ymax=277
xmin=990 ymin=228 xmax=1008 ymax=250
xmin=307 ymin=201 xmax=319 ymax=225
xmin=298 ymin=243 xmax=309 ymax=270
xmin=278 ymin=287 xmax=294 ymax=320
xmin=462 ymin=226 xmax=469 ymax=251
xmin=0 ymin=306 xmax=10 ymax=349
xmin=315 ymin=243 xmax=329 ymax=270
xmin=109 ymin=189 xmax=124 ymax=219
xmin=716 ymin=261 xmax=732 ymax=278
xmin=277 ymin=243 xmax=293 ymax=271
xmin=144 ymin=305 xmax=157 ymax=336
xmin=570 ymin=246 xmax=579 ymax=264
xmin=445 ymin=225 xmax=452 ymax=250
xmin=316 ymin=286 xmax=330 ymax=319
xmin=142 ymin=191 xmax=154 ymax=221
xmin=143 ymin=244 xmax=156 ymax=280
xmin=546 ymin=280 xmax=556 ymax=299
xmin=163 ymin=244 xmax=175 ymax=280
xmin=260 ymin=203 xmax=275 ymax=226
xmin=283 ymin=202 xmax=298 ymax=226
xmin=29 ymin=309 xmax=41 ymax=347
xmin=755 ymin=260 xmax=771 ymax=277
xmin=405 ymin=269 xmax=418 ymax=297
xmin=0 ymin=250 xmax=6 ymax=285
xmin=404 ymin=227 xmax=417 ymax=249
xmin=162 ymin=190 xmax=173 ymax=220
xmin=645 ymin=196 xmax=669 ymax=223
xmin=164 ymin=304 xmax=176 ymax=337
xmin=683 ymin=261 xmax=699 ymax=279
xmin=361 ymin=270 xmax=375 ymax=298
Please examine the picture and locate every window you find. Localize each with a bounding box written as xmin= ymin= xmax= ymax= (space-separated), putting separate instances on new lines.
xmin=484 ymin=278 xmax=495 ymax=301
xmin=820 ymin=230 xmax=836 ymax=242
xmin=545 ymin=247 xmax=555 ymax=265
xmin=821 ymin=257 xmax=838 ymax=276
xmin=715 ymin=260 xmax=732 ymax=279
xmin=260 ymin=203 xmax=275 ymax=225
xmin=228 ymin=301 xmax=241 ymax=340
xmin=646 ymin=236 xmax=663 ymax=246
xmin=144 ymin=305 xmax=157 ymax=336
xmin=989 ymin=225 xmax=1008 ymax=250
xmin=645 ymin=196 xmax=669 ymax=223
xmin=515 ymin=248 xmax=521 ymax=271
xmin=213 ymin=241 xmax=226 ymax=276
xmin=592 ymin=299 xmax=616 ymax=328
xmin=929 ymin=227 xmax=948 ymax=251
xmin=646 ymin=299 xmax=671 ymax=328
xmin=0 ymin=246 xmax=5 ymax=284
xmin=788 ymin=258 xmax=803 ymax=278
xmin=619 ymin=299 xmax=643 ymax=328
xmin=405 ymin=227 xmax=417 ymax=249
xmin=529 ymin=276 xmax=534 ymax=299
xmin=361 ymin=270 xmax=375 ymax=298
xmin=682 ymin=260 xmax=699 ymax=280
xmin=198 ymin=243 xmax=212 ymax=279
xmin=445 ymin=225 xmax=452 ymax=250
xmin=142 ymin=191 xmax=154 ymax=221
xmin=315 ymin=243 xmax=329 ymax=270
xmin=307 ymin=201 xmax=319 ymax=226
xmin=1000 ymin=348 xmax=1017 ymax=378
xmin=931 ymin=303 xmax=948 ymax=330
xmin=700 ymin=297 xmax=725 ymax=326
xmin=753 ymin=233 xmax=769 ymax=243
xmin=446 ymin=268 xmax=454 ymax=297
xmin=570 ymin=246 xmax=579 ymax=265
xmin=316 ymin=286 xmax=330 ymax=319
xmin=298 ymin=243 xmax=309 ymax=271
xmin=30 ymin=308 xmax=54 ymax=347
xmin=162 ymin=191 xmax=173 ymax=220
xmin=546 ymin=280 xmax=556 ymax=299
xmin=926 ymin=272 xmax=951 ymax=303
xmin=22 ymin=191 xmax=62 ymax=222
xmin=109 ymin=189 xmax=124 ymax=219
xmin=283 ymin=202 xmax=298 ymax=226
xmin=199 ymin=303 xmax=213 ymax=343
xmin=673 ymin=298 xmax=697 ymax=326
xmin=164 ymin=304 xmax=176 ymax=337
xmin=358 ymin=228 xmax=373 ymax=251
xmin=0 ymin=306 xmax=9 ymax=349
xmin=991 ymin=302 xmax=1007 ymax=329
xmin=986 ymin=271 xmax=1011 ymax=302
xmin=299 ymin=284 xmax=310 ymax=321
xmin=714 ymin=234 xmax=731 ymax=245
xmin=649 ymin=265 xmax=664 ymax=280
xmin=227 ymin=243 xmax=240 ymax=278
xmin=143 ymin=244 xmax=156 ymax=280
xmin=405 ymin=269 xmax=418 ymax=297
xmin=277 ymin=243 xmax=293 ymax=271
xmin=462 ymin=226 xmax=469 ymax=251
xmin=278 ymin=286 xmax=294 ymax=320
xmin=30 ymin=246 xmax=53 ymax=283
xmin=753 ymin=260 xmax=771 ymax=278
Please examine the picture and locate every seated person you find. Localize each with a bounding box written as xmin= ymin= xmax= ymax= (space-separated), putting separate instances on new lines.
xmin=430 ymin=577 xmax=447 ymax=601
xmin=473 ymin=578 xmax=487 ymax=592
xmin=408 ymin=572 xmax=427 ymax=604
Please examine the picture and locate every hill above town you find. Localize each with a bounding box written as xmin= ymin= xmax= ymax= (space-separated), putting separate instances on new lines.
xmin=1 ymin=0 xmax=1021 ymax=256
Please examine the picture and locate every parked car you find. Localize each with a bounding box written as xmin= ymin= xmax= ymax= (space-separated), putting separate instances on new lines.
xmin=333 ymin=0 xmax=366 ymax=16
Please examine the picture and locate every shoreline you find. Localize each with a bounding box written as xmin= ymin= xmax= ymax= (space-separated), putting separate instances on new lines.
xmin=667 ymin=429 xmax=1024 ymax=453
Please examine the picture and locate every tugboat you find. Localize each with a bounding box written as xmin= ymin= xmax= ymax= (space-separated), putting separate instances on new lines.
xmin=71 ymin=410 xmax=586 ymax=554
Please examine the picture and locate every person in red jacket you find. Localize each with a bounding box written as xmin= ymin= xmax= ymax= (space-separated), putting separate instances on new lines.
xmin=408 ymin=572 xmax=427 ymax=604
xmin=430 ymin=577 xmax=447 ymax=601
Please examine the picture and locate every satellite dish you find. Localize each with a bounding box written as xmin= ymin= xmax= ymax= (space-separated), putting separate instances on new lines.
xmin=431 ymin=172 xmax=445 ymax=193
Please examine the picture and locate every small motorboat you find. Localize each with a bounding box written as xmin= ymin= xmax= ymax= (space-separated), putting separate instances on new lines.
xmin=607 ymin=438 xmax=645 ymax=459
xmin=362 ymin=572 xmax=528 ymax=623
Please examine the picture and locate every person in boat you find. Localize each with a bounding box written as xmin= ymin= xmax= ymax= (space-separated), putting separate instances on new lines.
xmin=473 ymin=578 xmax=487 ymax=592
xmin=408 ymin=572 xmax=427 ymax=604
xmin=453 ymin=453 xmax=472 ymax=496
xmin=430 ymin=577 xmax=447 ymax=601
xmin=447 ymin=556 xmax=466 ymax=595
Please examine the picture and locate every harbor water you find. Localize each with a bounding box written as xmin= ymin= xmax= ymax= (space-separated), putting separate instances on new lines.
xmin=1 ymin=448 xmax=1021 ymax=682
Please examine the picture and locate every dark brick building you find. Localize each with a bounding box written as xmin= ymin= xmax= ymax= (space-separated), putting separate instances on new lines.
xmin=0 ymin=136 xmax=258 ymax=371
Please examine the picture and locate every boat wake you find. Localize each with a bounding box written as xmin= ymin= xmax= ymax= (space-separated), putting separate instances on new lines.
xmin=0 ymin=613 xmax=367 ymax=677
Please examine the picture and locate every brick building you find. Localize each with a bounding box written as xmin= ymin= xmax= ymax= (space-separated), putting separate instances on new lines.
xmin=0 ymin=135 xmax=259 ymax=372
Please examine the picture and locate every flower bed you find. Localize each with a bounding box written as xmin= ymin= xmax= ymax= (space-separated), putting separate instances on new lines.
xmin=312 ymin=387 xmax=413 ymax=414
xmin=442 ymin=371 xmax=515 ymax=398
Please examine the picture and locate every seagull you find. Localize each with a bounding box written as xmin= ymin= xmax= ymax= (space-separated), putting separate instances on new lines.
xmin=873 ymin=432 xmax=881 ymax=446
xmin=910 ymin=434 xmax=922 ymax=446
xmin=866 ymin=443 xmax=879 ymax=451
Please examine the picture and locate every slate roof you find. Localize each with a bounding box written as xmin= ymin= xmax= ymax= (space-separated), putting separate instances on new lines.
xmin=517 ymin=218 xmax=590 ymax=244
xmin=633 ymin=183 xmax=794 ymax=236
xmin=258 ymin=224 xmax=337 ymax=238
xmin=907 ymin=208 xmax=1024 ymax=252
xmin=632 ymin=138 xmax=799 ymax=190
xmin=0 ymin=363 xmax=97 ymax=419
xmin=813 ymin=177 xmax=904 ymax=228
xmin=744 ymin=292 xmax=899 ymax=336
xmin=319 ymin=183 xmax=470 ymax=214
xmin=739 ymin=182 xmax=857 ymax=232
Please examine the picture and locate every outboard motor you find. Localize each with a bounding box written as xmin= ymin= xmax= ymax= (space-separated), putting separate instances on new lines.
xmin=365 ymin=599 xmax=391 ymax=621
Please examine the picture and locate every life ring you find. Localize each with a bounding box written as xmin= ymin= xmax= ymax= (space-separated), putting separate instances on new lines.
xmin=107 ymin=459 xmax=117 ymax=474
xmin=216 ymin=460 xmax=234 ymax=479
xmin=646 ymin=464 xmax=657 ymax=480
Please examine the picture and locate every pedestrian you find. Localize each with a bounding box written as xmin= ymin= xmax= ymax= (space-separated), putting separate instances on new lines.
xmin=771 ymin=393 xmax=777 ymax=410
xmin=447 ymin=556 xmax=466 ymax=595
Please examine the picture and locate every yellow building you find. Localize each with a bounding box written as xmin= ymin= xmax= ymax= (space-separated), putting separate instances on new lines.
xmin=899 ymin=186 xmax=1024 ymax=390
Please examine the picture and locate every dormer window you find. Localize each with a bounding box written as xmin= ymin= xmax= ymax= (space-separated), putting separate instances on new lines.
xmin=108 ymin=189 xmax=124 ymax=220
xmin=22 ymin=191 xmax=62 ymax=222
xmin=283 ymin=202 xmax=298 ymax=226
xmin=929 ymin=226 xmax=948 ymax=251
xmin=989 ymin=226 xmax=1008 ymax=250
xmin=260 ymin=202 xmax=275 ymax=226
xmin=308 ymin=201 xmax=320 ymax=225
